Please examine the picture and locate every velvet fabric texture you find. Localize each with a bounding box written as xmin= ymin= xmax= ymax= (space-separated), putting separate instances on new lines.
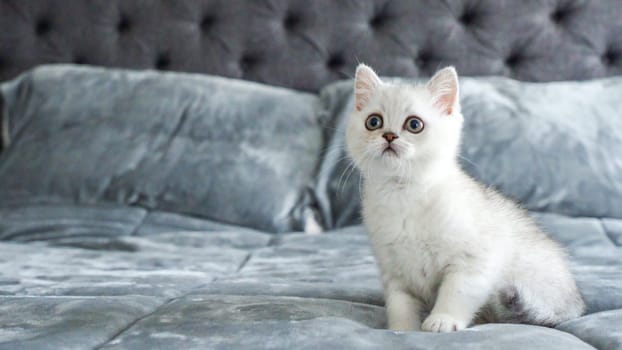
xmin=0 ymin=65 xmax=323 ymax=232
xmin=0 ymin=204 xmax=620 ymax=349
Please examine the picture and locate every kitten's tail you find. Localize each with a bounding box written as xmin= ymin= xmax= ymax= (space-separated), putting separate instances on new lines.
xmin=481 ymin=286 xmax=584 ymax=327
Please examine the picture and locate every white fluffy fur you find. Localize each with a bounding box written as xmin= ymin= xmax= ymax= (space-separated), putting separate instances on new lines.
xmin=346 ymin=64 xmax=585 ymax=332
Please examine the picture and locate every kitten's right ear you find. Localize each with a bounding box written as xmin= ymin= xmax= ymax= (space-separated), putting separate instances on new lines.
xmin=354 ymin=64 xmax=382 ymax=112
xmin=426 ymin=66 xmax=459 ymax=116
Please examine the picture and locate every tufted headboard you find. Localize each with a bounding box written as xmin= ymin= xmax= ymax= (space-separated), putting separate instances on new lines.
xmin=1 ymin=0 xmax=621 ymax=91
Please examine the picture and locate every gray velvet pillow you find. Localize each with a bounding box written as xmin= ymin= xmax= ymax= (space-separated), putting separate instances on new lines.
xmin=0 ymin=65 xmax=323 ymax=233
xmin=316 ymin=77 xmax=622 ymax=228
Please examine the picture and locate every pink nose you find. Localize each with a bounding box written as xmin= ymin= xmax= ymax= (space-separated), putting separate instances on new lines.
xmin=383 ymin=132 xmax=398 ymax=142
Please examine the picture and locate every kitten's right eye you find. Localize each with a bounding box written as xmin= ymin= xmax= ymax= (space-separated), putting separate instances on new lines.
xmin=365 ymin=114 xmax=383 ymax=130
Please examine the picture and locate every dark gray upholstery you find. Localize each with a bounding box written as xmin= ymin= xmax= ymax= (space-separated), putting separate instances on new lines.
xmin=1 ymin=0 xmax=622 ymax=91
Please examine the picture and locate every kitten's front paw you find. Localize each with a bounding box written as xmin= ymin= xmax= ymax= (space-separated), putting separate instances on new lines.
xmin=421 ymin=313 xmax=465 ymax=332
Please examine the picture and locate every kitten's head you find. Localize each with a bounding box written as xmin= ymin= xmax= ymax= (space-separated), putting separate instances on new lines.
xmin=345 ymin=64 xmax=463 ymax=180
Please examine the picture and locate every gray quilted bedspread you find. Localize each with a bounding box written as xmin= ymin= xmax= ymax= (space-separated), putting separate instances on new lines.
xmin=1 ymin=204 xmax=621 ymax=350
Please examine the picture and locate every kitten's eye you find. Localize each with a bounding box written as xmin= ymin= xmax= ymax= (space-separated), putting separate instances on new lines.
xmin=365 ymin=114 xmax=383 ymax=130
xmin=404 ymin=116 xmax=424 ymax=134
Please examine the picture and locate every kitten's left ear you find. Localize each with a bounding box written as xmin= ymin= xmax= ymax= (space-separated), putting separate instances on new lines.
xmin=354 ymin=64 xmax=382 ymax=111
xmin=427 ymin=66 xmax=460 ymax=116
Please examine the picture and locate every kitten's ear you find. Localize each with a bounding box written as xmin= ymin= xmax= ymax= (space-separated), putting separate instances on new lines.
xmin=354 ymin=64 xmax=382 ymax=111
xmin=427 ymin=66 xmax=460 ymax=116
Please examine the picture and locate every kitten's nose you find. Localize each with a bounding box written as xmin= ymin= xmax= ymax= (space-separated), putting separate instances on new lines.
xmin=382 ymin=132 xmax=399 ymax=143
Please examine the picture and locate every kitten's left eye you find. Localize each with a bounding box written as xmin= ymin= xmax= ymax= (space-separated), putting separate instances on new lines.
xmin=404 ymin=116 xmax=424 ymax=134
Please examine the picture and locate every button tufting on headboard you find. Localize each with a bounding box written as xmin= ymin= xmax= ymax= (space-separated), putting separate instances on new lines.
xmin=326 ymin=54 xmax=345 ymax=71
xmin=602 ymin=49 xmax=619 ymax=66
xmin=369 ymin=13 xmax=388 ymax=29
xmin=155 ymin=53 xmax=171 ymax=70
xmin=551 ymin=5 xmax=574 ymax=24
xmin=240 ymin=54 xmax=259 ymax=73
xmin=283 ymin=12 xmax=301 ymax=31
xmin=35 ymin=17 xmax=52 ymax=36
xmin=200 ymin=15 xmax=215 ymax=32
xmin=458 ymin=10 xmax=478 ymax=26
xmin=117 ymin=15 xmax=132 ymax=34
xmin=415 ymin=51 xmax=435 ymax=70
xmin=0 ymin=0 xmax=621 ymax=90
xmin=505 ymin=53 xmax=523 ymax=68
xmin=73 ymin=56 xmax=87 ymax=65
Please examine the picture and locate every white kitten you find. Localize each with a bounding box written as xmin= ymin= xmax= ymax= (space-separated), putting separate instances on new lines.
xmin=346 ymin=64 xmax=585 ymax=332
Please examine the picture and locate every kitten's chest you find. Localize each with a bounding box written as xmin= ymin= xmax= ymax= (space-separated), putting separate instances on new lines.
xmin=363 ymin=190 xmax=450 ymax=298
xmin=364 ymin=185 xmax=449 ymax=241
xmin=384 ymin=233 xmax=443 ymax=297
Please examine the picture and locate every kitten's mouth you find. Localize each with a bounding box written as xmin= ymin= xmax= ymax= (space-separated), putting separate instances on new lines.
xmin=382 ymin=146 xmax=398 ymax=157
